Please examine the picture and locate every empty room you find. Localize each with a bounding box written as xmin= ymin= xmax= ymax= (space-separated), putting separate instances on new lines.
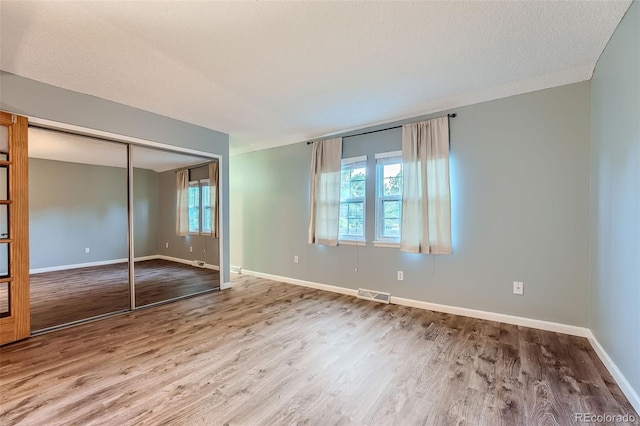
xmin=0 ymin=1 xmax=638 ymax=425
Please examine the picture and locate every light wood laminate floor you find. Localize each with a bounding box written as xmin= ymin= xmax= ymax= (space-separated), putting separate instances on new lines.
xmin=1 ymin=275 xmax=637 ymax=425
xmin=30 ymin=259 xmax=219 ymax=331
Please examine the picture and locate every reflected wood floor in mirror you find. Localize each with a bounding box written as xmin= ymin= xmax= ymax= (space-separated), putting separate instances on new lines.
xmin=4 ymin=275 xmax=637 ymax=425
xmin=30 ymin=259 xmax=220 ymax=331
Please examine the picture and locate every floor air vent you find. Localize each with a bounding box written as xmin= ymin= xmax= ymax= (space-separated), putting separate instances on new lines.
xmin=357 ymin=288 xmax=391 ymax=304
xmin=193 ymin=260 xmax=206 ymax=268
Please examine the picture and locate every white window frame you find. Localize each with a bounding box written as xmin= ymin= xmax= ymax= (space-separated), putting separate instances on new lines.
xmin=374 ymin=151 xmax=402 ymax=247
xmin=339 ymin=155 xmax=367 ymax=244
xmin=188 ymin=179 xmax=212 ymax=236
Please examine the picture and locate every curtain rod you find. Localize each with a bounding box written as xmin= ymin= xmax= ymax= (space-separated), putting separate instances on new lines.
xmin=173 ymin=160 xmax=216 ymax=172
xmin=306 ymin=113 xmax=457 ymax=145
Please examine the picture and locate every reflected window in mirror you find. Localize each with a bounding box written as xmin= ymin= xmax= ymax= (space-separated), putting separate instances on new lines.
xmin=188 ymin=179 xmax=211 ymax=235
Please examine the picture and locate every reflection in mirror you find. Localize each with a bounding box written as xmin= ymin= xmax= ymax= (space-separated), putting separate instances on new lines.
xmin=0 ymin=281 xmax=8 ymax=317
xmin=0 ymin=124 xmax=7 ymax=155
xmin=0 ymin=166 xmax=6 ymax=200
xmin=27 ymin=127 xmax=130 ymax=331
xmin=0 ymin=243 xmax=8 ymax=278
xmin=0 ymin=124 xmax=8 ymax=318
xmin=0 ymin=205 xmax=8 ymax=239
xmin=132 ymin=146 xmax=220 ymax=308
xmin=1 ymin=164 xmax=7 ymax=240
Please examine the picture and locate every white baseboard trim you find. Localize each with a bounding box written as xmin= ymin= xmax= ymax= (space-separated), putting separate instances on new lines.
xmin=586 ymin=331 xmax=640 ymax=415
xmin=220 ymin=282 xmax=232 ymax=290
xmin=135 ymin=255 xmax=161 ymax=262
xmin=30 ymin=258 xmax=129 ymax=274
xmin=390 ymin=295 xmax=589 ymax=337
xmin=157 ymin=255 xmax=219 ymax=271
xmin=241 ymin=269 xmax=359 ymax=297
xmin=240 ymin=269 xmax=588 ymax=337
xmin=30 ymin=255 xmax=221 ymax=274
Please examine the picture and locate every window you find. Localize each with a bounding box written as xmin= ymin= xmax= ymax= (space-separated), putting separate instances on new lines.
xmin=188 ymin=181 xmax=200 ymax=234
xmin=188 ymin=179 xmax=211 ymax=235
xmin=339 ymin=156 xmax=367 ymax=242
xmin=201 ymin=179 xmax=211 ymax=235
xmin=375 ymin=151 xmax=403 ymax=245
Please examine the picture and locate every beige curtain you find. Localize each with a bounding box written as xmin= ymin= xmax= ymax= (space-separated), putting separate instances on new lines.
xmin=208 ymin=161 xmax=219 ymax=239
xmin=308 ymin=137 xmax=342 ymax=246
xmin=176 ymin=169 xmax=189 ymax=236
xmin=400 ymin=117 xmax=452 ymax=254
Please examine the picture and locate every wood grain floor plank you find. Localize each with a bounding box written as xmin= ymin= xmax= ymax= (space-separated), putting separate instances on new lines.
xmin=1 ymin=275 xmax=637 ymax=425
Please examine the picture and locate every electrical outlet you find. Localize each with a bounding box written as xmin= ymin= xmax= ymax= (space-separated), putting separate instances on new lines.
xmin=513 ymin=281 xmax=524 ymax=295
xmin=294 ymin=255 xmax=299 ymax=264
xmin=189 ymin=246 xmax=193 ymax=253
xmin=85 ymin=247 xmax=90 ymax=254
xmin=165 ymin=242 xmax=169 ymax=249
xmin=397 ymin=271 xmax=404 ymax=281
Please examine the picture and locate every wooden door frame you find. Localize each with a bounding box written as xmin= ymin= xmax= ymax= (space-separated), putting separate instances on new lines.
xmin=0 ymin=112 xmax=30 ymax=345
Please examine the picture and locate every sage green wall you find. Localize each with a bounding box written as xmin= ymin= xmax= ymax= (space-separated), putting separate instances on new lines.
xmin=231 ymin=81 xmax=591 ymax=326
xmin=590 ymin=0 xmax=640 ymax=402
xmin=0 ymin=72 xmax=230 ymax=282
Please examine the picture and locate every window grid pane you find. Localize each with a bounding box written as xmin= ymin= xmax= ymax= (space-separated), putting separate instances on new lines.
xmin=339 ymin=160 xmax=366 ymax=240
xmin=382 ymin=218 xmax=401 ymax=237
xmin=188 ymin=184 xmax=200 ymax=233
xmin=382 ymin=200 xmax=401 ymax=219
xmin=348 ymin=202 xmax=364 ymax=219
xmin=376 ymin=158 xmax=403 ymax=242
xmin=202 ymin=207 xmax=212 ymax=233
xmin=201 ymin=183 xmax=211 ymax=233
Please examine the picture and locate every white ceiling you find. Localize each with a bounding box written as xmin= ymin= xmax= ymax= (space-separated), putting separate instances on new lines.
xmin=0 ymin=1 xmax=632 ymax=155
xmin=29 ymin=127 xmax=211 ymax=173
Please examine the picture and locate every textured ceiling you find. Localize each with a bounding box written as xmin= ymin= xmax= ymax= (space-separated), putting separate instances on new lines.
xmin=0 ymin=1 xmax=631 ymax=155
xmin=29 ymin=127 xmax=211 ymax=172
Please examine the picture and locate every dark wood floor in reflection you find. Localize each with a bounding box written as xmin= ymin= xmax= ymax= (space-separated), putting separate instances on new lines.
xmin=30 ymin=259 xmax=220 ymax=331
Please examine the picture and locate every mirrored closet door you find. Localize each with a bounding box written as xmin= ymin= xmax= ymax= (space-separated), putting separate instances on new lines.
xmin=22 ymin=123 xmax=222 ymax=335
xmin=132 ymin=146 xmax=220 ymax=308
xmin=28 ymin=128 xmax=129 ymax=332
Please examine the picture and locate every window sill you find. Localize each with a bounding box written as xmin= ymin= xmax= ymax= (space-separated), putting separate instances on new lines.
xmin=373 ymin=241 xmax=400 ymax=248
xmin=339 ymin=240 xmax=367 ymax=246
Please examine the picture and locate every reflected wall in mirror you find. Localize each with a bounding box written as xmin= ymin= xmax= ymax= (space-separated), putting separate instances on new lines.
xmin=0 ymin=166 xmax=8 ymax=242
xmin=132 ymin=146 xmax=220 ymax=308
xmin=0 ymin=124 xmax=7 ymax=154
xmin=0 ymin=281 xmax=8 ymax=317
xmin=28 ymin=127 xmax=129 ymax=331
xmin=0 ymin=244 xmax=8 ymax=279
